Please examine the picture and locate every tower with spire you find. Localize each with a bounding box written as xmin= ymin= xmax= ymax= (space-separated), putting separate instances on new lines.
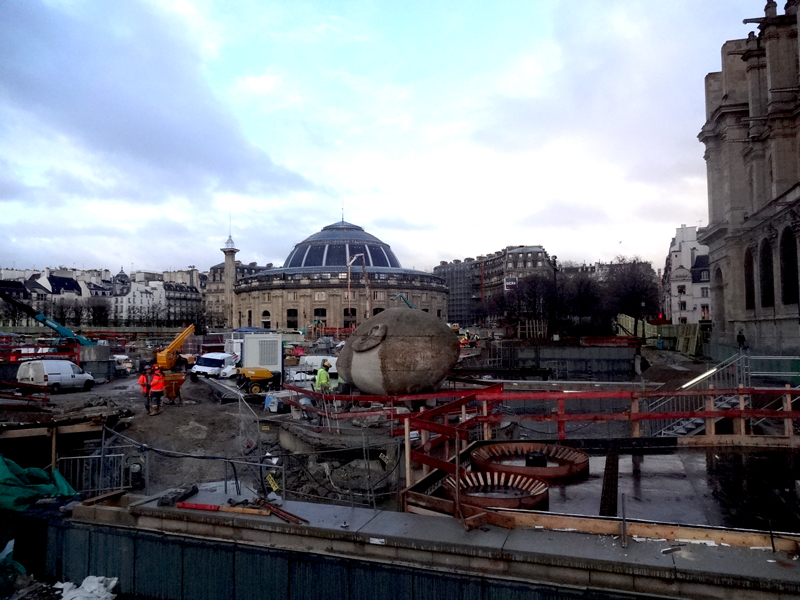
xmin=221 ymin=234 xmax=239 ymax=328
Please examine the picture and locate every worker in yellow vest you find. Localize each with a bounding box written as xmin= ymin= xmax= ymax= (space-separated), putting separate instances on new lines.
xmin=315 ymin=361 xmax=332 ymax=394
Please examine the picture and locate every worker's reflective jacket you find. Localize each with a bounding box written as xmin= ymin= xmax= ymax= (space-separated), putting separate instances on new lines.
xmin=150 ymin=371 xmax=165 ymax=393
xmin=138 ymin=373 xmax=151 ymax=394
xmin=316 ymin=367 xmax=331 ymax=392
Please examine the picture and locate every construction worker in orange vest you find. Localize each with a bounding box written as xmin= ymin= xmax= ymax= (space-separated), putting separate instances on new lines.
xmin=149 ymin=366 xmax=165 ymax=415
xmin=138 ymin=365 xmax=152 ymax=411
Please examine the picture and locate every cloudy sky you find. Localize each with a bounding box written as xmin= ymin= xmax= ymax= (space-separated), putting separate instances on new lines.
xmin=0 ymin=0 xmax=763 ymax=275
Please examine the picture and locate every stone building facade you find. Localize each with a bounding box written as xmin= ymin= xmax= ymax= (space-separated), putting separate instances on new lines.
xmin=434 ymin=245 xmax=552 ymax=326
xmin=662 ymin=225 xmax=711 ymax=325
xmin=206 ymin=242 xmax=269 ymax=329
xmin=698 ymin=1 xmax=800 ymax=355
xmin=227 ymin=221 xmax=448 ymax=332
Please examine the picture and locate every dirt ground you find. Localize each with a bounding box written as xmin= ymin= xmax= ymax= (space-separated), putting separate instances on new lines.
xmin=51 ymin=375 xmax=263 ymax=492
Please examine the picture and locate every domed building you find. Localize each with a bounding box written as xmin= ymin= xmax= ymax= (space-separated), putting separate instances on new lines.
xmin=229 ymin=221 xmax=449 ymax=331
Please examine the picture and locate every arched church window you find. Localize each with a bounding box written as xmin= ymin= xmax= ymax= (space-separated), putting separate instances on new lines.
xmin=780 ymin=228 xmax=799 ymax=305
xmin=760 ymin=239 xmax=775 ymax=308
xmin=744 ymin=248 xmax=755 ymax=310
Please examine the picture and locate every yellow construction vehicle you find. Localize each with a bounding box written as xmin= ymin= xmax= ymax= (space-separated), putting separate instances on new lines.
xmin=154 ymin=324 xmax=195 ymax=401
xmin=235 ymin=366 xmax=278 ymax=394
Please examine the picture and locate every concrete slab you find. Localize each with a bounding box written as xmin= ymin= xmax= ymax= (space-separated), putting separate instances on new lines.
xmin=504 ymin=528 xmax=676 ymax=573
xmin=671 ymin=542 xmax=800 ymax=586
xmin=357 ymin=509 xmax=511 ymax=552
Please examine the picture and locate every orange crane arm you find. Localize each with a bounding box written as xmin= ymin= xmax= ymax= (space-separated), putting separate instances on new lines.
xmin=156 ymin=324 xmax=195 ymax=370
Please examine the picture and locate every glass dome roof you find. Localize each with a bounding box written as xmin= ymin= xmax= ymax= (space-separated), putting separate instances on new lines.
xmin=284 ymin=221 xmax=402 ymax=269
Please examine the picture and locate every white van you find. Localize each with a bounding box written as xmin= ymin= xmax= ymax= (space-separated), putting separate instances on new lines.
xmin=190 ymin=353 xmax=237 ymax=379
xmin=297 ymin=355 xmax=338 ymax=376
xmin=17 ymin=359 xmax=95 ymax=393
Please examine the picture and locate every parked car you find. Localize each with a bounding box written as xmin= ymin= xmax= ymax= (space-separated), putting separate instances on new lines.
xmin=189 ymin=352 xmax=237 ymax=379
xmin=16 ymin=359 xmax=94 ymax=393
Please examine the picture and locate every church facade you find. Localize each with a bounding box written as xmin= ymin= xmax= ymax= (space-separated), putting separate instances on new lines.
xmin=699 ymin=1 xmax=800 ymax=355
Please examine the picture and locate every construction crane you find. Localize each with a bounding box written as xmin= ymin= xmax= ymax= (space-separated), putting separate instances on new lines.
xmin=153 ymin=324 xmax=196 ymax=401
xmin=0 ymin=291 xmax=96 ymax=346
xmin=347 ymin=253 xmax=372 ymax=320
xmin=392 ymin=293 xmax=415 ymax=309
xmin=156 ymin=324 xmax=195 ymax=371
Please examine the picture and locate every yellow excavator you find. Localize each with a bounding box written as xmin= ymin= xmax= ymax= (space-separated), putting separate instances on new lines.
xmin=154 ymin=324 xmax=195 ymax=401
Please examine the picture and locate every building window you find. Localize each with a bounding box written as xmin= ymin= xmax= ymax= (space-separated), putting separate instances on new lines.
xmin=679 ymin=301 xmax=687 ymax=311
xmin=287 ymin=291 xmax=298 ymax=301
xmin=677 ymin=285 xmax=686 ymax=295
xmin=263 ymin=292 xmax=271 ymax=302
xmin=314 ymin=292 xmax=326 ymax=301
xmin=744 ymin=248 xmax=755 ymax=310
xmin=313 ymin=308 xmax=327 ymax=327
xmin=261 ymin=310 xmax=271 ymax=329
xmin=286 ymin=309 xmax=298 ymax=329
xmin=373 ymin=307 xmax=384 ymax=316
xmin=343 ymin=308 xmax=356 ymax=328
xmin=701 ymin=271 xmax=709 ymax=281
xmin=679 ymin=317 xmax=687 ymax=324
xmin=780 ymin=228 xmax=799 ymax=305
xmin=701 ymin=287 xmax=709 ymax=298
xmin=373 ymin=291 xmax=385 ymax=301
xmin=760 ymin=239 xmax=775 ymax=308
xmin=701 ymin=305 xmax=710 ymax=319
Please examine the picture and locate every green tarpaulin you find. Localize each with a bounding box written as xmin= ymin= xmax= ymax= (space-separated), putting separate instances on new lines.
xmin=0 ymin=454 xmax=76 ymax=511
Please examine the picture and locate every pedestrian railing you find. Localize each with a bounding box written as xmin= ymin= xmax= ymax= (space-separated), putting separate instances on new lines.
xmin=57 ymin=445 xmax=147 ymax=495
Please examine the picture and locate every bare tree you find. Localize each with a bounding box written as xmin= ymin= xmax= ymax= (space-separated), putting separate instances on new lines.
xmin=86 ymin=296 xmax=111 ymax=327
xmin=603 ymin=256 xmax=660 ymax=337
xmin=0 ymin=298 xmax=25 ymax=327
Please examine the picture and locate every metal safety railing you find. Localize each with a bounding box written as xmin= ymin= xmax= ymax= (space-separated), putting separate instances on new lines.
xmin=57 ymin=444 xmax=148 ymax=495
xmin=641 ymin=354 xmax=800 ymax=437
xmin=639 ymin=353 xmax=741 ymax=437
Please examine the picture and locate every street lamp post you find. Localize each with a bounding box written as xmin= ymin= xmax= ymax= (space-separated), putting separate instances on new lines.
xmin=347 ymin=254 xmax=367 ymax=327
xmin=548 ymin=255 xmax=558 ymax=338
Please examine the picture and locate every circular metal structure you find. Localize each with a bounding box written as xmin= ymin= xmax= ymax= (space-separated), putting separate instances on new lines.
xmin=471 ymin=442 xmax=589 ymax=481
xmin=442 ymin=470 xmax=549 ymax=510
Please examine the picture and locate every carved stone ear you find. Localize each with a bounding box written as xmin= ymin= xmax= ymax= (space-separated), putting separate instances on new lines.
xmin=351 ymin=323 xmax=387 ymax=352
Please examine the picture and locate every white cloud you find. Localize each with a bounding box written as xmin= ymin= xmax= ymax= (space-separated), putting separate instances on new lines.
xmin=236 ymin=71 xmax=283 ymax=96
xmin=0 ymin=0 xmax=762 ymax=274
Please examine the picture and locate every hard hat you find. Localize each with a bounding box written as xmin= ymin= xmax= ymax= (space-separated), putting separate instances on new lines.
xmin=145 ymin=365 xmax=152 ymax=370
xmin=323 ymin=360 xmax=331 ymax=368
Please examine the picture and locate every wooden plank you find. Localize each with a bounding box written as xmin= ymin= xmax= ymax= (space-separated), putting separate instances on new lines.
xmin=499 ymin=510 xmax=800 ymax=550
xmin=0 ymin=422 xmax=102 ymax=439
xmin=405 ymin=491 xmax=516 ymax=529
xmin=82 ymin=489 xmax=126 ymax=506
xmin=677 ymin=435 xmax=800 ymax=448
xmin=463 ymin=512 xmax=489 ymax=531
